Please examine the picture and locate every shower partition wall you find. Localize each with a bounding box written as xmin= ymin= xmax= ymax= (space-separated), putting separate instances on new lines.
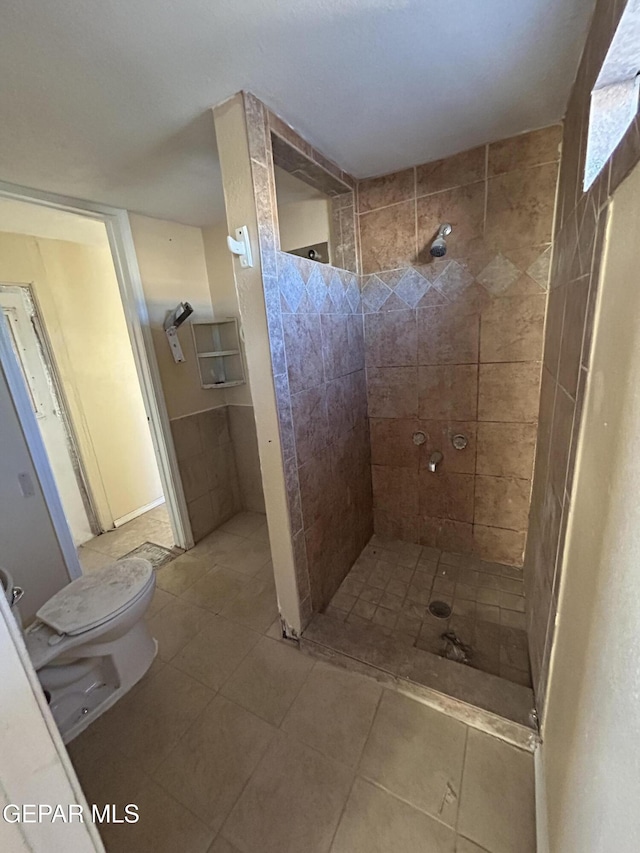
xmin=222 ymin=93 xmax=372 ymax=623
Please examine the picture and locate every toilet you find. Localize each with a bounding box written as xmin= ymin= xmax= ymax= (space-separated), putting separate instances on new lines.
xmin=0 ymin=559 xmax=157 ymax=743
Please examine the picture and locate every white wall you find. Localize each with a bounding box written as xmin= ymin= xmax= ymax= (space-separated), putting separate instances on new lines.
xmin=129 ymin=214 xmax=227 ymax=418
xmin=0 ymin=230 xmax=162 ymax=527
xmin=201 ymin=220 xmax=253 ymax=406
xmin=541 ymin=161 xmax=640 ymax=849
xmin=277 ymin=197 xmax=330 ymax=254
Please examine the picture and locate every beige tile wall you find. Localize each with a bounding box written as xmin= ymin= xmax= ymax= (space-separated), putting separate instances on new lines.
xmin=358 ymin=127 xmax=561 ymax=566
xmin=170 ymin=407 xmax=241 ymax=541
xmin=228 ymin=405 xmax=266 ymax=514
xmin=241 ymin=93 xmax=372 ymax=619
xmin=526 ymin=0 xmax=640 ymax=712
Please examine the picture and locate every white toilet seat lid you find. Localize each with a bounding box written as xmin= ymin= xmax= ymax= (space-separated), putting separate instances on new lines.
xmin=36 ymin=558 xmax=154 ymax=636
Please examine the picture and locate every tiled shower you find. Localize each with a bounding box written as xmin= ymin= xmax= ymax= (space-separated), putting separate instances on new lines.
xmin=359 ymin=127 xmax=561 ymax=565
xmin=216 ymin=93 xmax=566 ymax=703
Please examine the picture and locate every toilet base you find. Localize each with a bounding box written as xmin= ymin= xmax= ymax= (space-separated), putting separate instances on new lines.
xmin=39 ymin=620 xmax=158 ymax=743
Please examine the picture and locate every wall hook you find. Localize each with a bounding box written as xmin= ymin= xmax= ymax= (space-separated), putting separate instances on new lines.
xmin=226 ymin=226 xmax=254 ymax=268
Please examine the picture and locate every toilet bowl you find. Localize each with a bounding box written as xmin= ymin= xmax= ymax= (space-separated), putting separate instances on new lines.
xmin=0 ymin=559 xmax=157 ymax=743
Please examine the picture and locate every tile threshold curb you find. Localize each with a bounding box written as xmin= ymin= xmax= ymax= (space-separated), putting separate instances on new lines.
xmin=300 ymin=613 xmax=539 ymax=752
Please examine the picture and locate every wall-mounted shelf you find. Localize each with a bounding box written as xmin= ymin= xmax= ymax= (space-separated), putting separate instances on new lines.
xmin=191 ymin=319 xmax=245 ymax=389
xmin=197 ymin=349 xmax=240 ymax=358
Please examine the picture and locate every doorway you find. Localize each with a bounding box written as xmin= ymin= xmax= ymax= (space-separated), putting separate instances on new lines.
xmin=0 ymin=184 xmax=192 ymax=600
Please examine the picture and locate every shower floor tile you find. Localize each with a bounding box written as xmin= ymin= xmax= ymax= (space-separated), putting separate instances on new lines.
xmin=325 ymin=535 xmax=532 ymax=689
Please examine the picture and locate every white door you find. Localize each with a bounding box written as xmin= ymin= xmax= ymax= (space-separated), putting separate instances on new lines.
xmin=0 ymin=288 xmax=94 ymax=546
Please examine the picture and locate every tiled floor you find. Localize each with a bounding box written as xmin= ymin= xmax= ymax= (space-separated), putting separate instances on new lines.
xmin=68 ymin=512 xmax=536 ymax=852
xmin=326 ymin=534 xmax=532 ymax=688
xmin=78 ymin=502 xmax=175 ymax=572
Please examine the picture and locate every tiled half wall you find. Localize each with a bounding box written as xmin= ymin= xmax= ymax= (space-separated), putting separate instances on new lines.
xmin=525 ymin=0 xmax=640 ymax=711
xmin=358 ymin=126 xmax=562 ymax=566
xmin=170 ymin=404 xmax=264 ymax=541
xmin=242 ymin=93 xmax=373 ymax=618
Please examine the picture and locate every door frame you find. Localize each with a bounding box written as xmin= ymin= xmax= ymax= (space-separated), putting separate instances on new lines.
xmin=0 ymin=179 xmax=194 ymax=552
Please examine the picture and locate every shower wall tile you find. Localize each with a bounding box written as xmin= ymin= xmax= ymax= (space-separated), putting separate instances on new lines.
xmin=478 ymin=362 xmax=542 ymax=423
xmin=366 ymin=366 xmax=418 ymax=418
xmin=479 ymin=294 xmax=546 ymax=363
xmin=416 ymin=144 xmax=486 ymax=195
xmin=485 ymin=162 xmax=559 ymax=252
xmin=418 ymin=364 xmax=479 ymax=420
xmin=417 ymin=421 xmax=477 ymax=475
xmin=364 ymin=310 xmax=417 ymax=367
xmin=419 ymin=471 xmax=475 ymax=523
xmin=369 ymin=418 xmax=419 ymax=468
xmin=416 ymin=182 xmax=486 ymax=261
xmin=474 ymin=525 xmax=526 ymax=567
xmin=282 ymin=313 xmax=324 ymax=393
xmin=359 ymin=200 xmax=417 ymax=273
xmin=290 ymin=385 xmax=329 ymax=466
xmin=474 ymin=476 xmax=531 ymax=531
xmin=358 ymin=167 xmax=415 ymax=213
xmin=476 ymin=423 xmax=537 ymax=480
xmin=417 ymin=303 xmax=480 ymax=365
xmin=488 ymin=125 xmax=563 ymax=176
xmin=372 ymin=465 xmax=419 ymax=517
xmin=358 ymin=125 xmax=561 ymax=567
xmin=523 ymin=0 xmax=640 ymax=713
xmin=242 ymin=93 xmax=371 ymax=619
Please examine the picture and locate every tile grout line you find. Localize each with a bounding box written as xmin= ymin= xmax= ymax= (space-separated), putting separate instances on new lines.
xmin=324 ymin=685 xmax=385 ymax=852
xmin=454 ymin=724 xmax=470 ymax=835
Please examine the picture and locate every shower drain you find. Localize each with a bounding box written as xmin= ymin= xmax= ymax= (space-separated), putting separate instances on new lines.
xmin=428 ymin=600 xmax=452 ymax=620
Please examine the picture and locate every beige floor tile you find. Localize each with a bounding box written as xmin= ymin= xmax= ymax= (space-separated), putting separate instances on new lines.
xmin=127 ymin=655 xmax=166 ymax=699
xmin=154 ymin=695 xmax=276 ymax=833
xmin=189 ymin=530 xmax=251 ymax=561
xmin=149 ymin=520 xmax=175 ymax=548
xmin=155 ymin=553 xmax=213 ymax=595
xmin=220 ymin=511 xmax=267 ymax=537
xmin=222 ymin=732 xmax=353 ymax=853
xmin=147 ymin=596 xmax=214 ymax=660
xmin=69 ymin=734 xmax=148 ymax=815
xmin=331 ymin=777 xmax=456 ymax=853
xmin=457 ymin=729 xmax=535 ymax=853
xmin=172 ymin=616 xmax=261 ymax=691
xmin=281 ymin=662 xmax=382 ymax=768
xmin=94 ymin=664 xmax=214 ymax=774
xmin=181 ymin=567 xmax=248 ymax=613
xmin=220 ymin=636 xmax=314 ymax=725
xmin=214 ymin=538 xmax=273 ymax=577
xmin=359 ymin=690 xmax=467 ymax=826
xmin=252 ymin=559 xmax=275 ymax=585
xmin=265 ymin=617 xmax=284 ymax=639
xmin=99 ymin=775 xmax=214 ymax=853
xmin=145 ymin=503 xmax=170 ymax=524
xmin=77 ymin=546 xmax=115 ymax=573
xmin=249 ymin=522 xmax=270 ymax=544
xmin=220 ymin=577 xmax=279 ymax=633
xmin=208 ymin=838 xmax=244 ymax=853
xmin=83 ymin=526 xmax=148 ymax=558
xmin=147 ymin=588 xmax=175 ymax=619
xmin=456 ymin=837 xmax=491 ymax=852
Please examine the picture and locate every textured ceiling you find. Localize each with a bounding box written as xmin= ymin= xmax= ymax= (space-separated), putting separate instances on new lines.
xmin=0 ymin=0 xmax=596 ymax=226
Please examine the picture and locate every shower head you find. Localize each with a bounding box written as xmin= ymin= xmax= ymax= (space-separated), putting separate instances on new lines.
xmin=429 ymin=223 xmax=452 ymax=258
